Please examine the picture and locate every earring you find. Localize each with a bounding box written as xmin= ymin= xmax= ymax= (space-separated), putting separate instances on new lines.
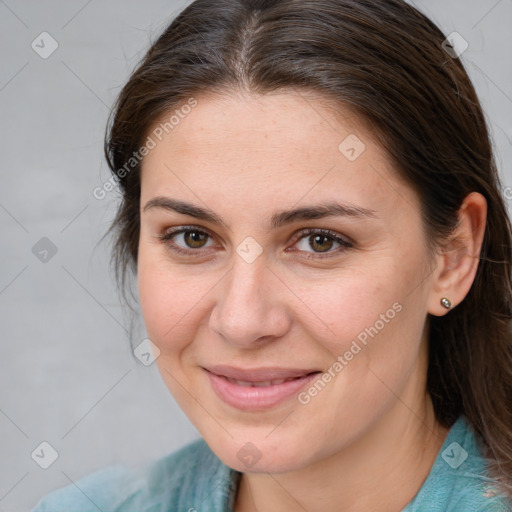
xmin=440 ymin=297 xmax=452 ymax=309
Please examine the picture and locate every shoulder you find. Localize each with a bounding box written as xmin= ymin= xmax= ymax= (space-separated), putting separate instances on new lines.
xmin=31 ymin=438 xmax=241 ymax=512
xmin=403 ymin=416 xmax=511 ymax=512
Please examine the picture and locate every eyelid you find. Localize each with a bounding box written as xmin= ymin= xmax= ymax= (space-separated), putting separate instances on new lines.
xmin=287 ymin=228 xmax=354 ymax=259
xmin=290 ymin=227 xmax=353 ymax=247
xmin=158 ymin=225 xmax=218 ymax=255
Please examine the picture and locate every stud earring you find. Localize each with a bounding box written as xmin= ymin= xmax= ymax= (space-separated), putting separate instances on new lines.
xmin=440 ymin=297 xmax=452 ymax=309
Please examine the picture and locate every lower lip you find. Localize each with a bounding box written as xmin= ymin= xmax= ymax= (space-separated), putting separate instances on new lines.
xmin=204 ymin=369 xmax=320 ymax=411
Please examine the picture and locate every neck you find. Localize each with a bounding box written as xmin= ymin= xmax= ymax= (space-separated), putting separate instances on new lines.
xmin=234 ymin=387 xmax=449 ymax=512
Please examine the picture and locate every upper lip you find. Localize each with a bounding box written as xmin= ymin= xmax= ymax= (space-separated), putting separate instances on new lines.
xmin=204 ymin=365 xmax=321 ymax=382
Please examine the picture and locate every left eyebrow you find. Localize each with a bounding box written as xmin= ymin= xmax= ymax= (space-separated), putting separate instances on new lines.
xmin=142 ymin=197 xmax=377 ymax=231
xmin=270 ymin=202 xmax=378 ymax=228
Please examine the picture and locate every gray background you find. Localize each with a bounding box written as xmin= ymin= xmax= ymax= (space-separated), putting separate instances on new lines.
xmin=0 ymin=1 xmax=511 ymax=510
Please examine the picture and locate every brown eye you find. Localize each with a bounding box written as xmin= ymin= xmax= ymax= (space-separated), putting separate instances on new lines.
xmin=182 ymin=230 xmax=209 ymax=249
xmin=308 ymin=234 xmax=334 ymax=253
xmin=159 ymin=227 xmax=215 ymax=255
xmin=293 ymin=228 xmax=353 ymax=259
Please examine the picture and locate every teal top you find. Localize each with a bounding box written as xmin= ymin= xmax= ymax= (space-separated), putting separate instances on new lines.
xmin=32 ymin=416 xmax=510 ymax=511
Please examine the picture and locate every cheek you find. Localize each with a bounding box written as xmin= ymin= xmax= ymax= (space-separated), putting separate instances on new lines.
xmin=296 ymin=265 xmax=400 ymax=348
xmin=291 ymin=275 xmax=426 ymax=440
xmin=137 ymin=249 xmax=209 ymax=353
xmin=297 ymin=250 xmax=428 ymax=376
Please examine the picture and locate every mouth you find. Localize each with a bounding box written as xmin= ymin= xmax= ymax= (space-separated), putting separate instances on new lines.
xmin=202 ymin=365 xmax=322 ymax=411
xmin=220 ymin=375 xmax=316 ymax=387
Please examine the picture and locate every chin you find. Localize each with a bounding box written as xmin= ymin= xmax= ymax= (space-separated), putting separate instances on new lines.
xmin=202 ymin=430 xmax=316 ymax=474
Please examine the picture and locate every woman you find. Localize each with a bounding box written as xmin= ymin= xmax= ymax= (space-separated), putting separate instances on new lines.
xmin=32 ymin=0 xmax=512 ymax=510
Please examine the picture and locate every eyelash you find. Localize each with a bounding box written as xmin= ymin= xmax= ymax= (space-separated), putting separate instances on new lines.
xmin=157 ymin=225 xmax=354 ymax=260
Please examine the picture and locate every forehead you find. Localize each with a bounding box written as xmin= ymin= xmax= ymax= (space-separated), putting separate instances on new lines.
xmin=145 ymin=90 xmax=367 ymax=159
xmin=139 ymin=91 xmax=417 ymax=219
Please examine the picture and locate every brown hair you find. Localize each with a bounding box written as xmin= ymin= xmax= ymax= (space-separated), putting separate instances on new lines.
xmin=103 ymin=0 xmax=512 ymax=491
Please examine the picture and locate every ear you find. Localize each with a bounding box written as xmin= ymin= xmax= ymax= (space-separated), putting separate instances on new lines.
xmin=427 ymin=192 xmax=487 ymax=316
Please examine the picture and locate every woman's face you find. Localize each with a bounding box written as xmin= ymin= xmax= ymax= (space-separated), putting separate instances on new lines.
xmin=137 ymin=91 xmax=438 ymax=473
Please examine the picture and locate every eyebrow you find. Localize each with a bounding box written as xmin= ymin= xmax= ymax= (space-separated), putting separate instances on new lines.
xmin=143 ymin=196 xmax=377 ymax=230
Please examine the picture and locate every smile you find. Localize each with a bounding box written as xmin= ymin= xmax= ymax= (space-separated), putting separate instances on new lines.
xmin=203 ymin=366 xmax=321 ymax=411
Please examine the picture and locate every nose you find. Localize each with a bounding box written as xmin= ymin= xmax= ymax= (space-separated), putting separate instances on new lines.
xmin=209 ymin=252 xmax=292 ymax=349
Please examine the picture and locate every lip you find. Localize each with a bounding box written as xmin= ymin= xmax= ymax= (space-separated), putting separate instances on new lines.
xmin=205 ymin=365 xmax=320 ymax=381
xmin=203 ymin=365 xmax=321 ymax=411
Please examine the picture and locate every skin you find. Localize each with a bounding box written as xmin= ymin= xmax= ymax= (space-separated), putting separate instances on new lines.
xmin=137 ymin=90 xmax=487 ymax=512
